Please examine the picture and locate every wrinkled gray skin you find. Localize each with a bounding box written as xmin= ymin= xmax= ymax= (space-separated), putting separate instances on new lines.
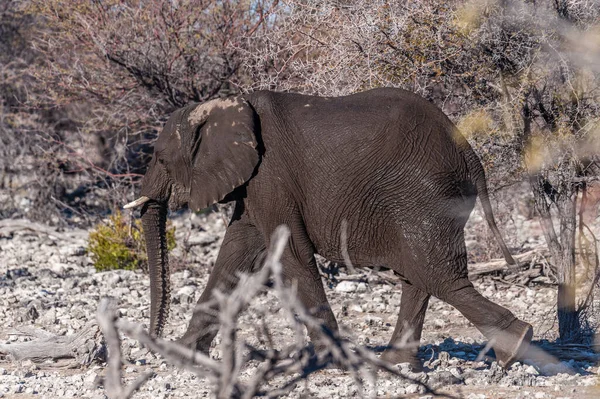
xmin=135 ymin=88 xmax=532 ymax=370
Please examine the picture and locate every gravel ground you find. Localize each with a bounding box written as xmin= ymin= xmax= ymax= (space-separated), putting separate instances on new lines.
xmin=1 ymin=189 xmax=599 ymax=398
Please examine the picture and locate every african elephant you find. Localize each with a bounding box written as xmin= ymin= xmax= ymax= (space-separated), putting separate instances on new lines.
xmin=124 ymin=88 xmax=532 ymax=369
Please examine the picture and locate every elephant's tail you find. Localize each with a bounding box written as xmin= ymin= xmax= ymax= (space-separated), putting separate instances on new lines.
xmin=456 ymin=130 xmax=517 ymax=265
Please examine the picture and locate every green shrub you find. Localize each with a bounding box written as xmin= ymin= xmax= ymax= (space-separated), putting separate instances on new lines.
xmin=88 ymin=211 xmax=176 ymax=272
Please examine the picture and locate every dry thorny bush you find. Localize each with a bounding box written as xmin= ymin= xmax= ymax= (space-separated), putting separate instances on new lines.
xmin=96 ymin=226 xmax=438 ymax=399
xmin=239 ymin=0 xmax=600 ymax=186
xmin=1 ymin=0 xmax=147 ymax=224
xmin=2 ymin=0 xmax=598 ymax=230
xmin=2 ymin=0 xmax=279 ymax=223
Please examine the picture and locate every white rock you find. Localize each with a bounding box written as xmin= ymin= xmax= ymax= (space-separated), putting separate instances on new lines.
xmin=350 ymin=304 xmax=364 ymax=312
xmin=525 ymin=365 xmax=539 ymax=375
xmin=50 ymin=262 xmax=68 ymax=275
xmin=39 ymin=307 xmax=57 ymax=325
xmin=176 ymin=286 xmax=197 ymax=304
xmin=433 ymin=318 xmax=446 ymax=329
xmin=84 ymin=371 xmax=98 ymax=383
xmin=108 ymin=273 xmax=122 ymax=286
xmin=405 ymin=384 xmax=425 ymax=394
xmin=335 ymin=281 xmax=357 ymax=293
xmin=356 ymin=282 xmax=368 ymax=292
xmin=580 ymin=377 xmax=598 ymax=386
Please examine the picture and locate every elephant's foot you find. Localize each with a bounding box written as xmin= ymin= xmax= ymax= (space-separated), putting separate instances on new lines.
xmin=491 ymin=319 xmax=533 ymax=368
xmin=381 ymin=348 xmax=423 ymax=372
xmin=310 ymin=342 xmax=330 ymax=358
xmin=175 ymin=331 xmax=213 ymax=356
xmin=305 ymin=342 xmax=344 ymax=370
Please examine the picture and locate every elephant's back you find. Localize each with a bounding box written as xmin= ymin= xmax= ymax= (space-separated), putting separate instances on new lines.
xmin=258 ymin=89 xmax=471 ymax=198
xmin=246 ymin=89 xmax=475 ymax=266
xmin=251 ymin=88 xmax=464 ymax=165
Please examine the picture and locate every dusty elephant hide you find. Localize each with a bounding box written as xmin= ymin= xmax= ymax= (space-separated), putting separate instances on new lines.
xmin=125 ymin=88 xmax=533 ymax=370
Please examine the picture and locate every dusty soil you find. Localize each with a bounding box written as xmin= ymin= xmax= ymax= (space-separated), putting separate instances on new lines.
xmin=0 ymin=184 xmax=599 ymax=398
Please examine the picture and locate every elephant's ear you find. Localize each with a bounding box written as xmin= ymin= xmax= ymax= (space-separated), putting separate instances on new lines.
xmin=188 ymin=97 xmax=259 ymax=212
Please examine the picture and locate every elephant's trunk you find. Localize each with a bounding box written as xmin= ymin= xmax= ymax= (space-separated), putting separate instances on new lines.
xmin=140 ymin=201 xmax=170 ymax=337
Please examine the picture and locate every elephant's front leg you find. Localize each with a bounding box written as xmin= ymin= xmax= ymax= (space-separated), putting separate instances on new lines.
xmin=178 ymin=218 xmax=266 ymax=353
xmin=277 ymin=234 xmax=339 ymax=350
xmin=381 ymin=281 xmax=430 ymax=370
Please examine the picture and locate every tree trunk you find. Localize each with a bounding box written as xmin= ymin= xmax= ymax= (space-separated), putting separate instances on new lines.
xmin=522 ymin=98 xmax=581 ymax=342
xmin=555 ymin=193 xmax=580 ymax=341
xmin=530 ymin=175 xmax=580 ymax=341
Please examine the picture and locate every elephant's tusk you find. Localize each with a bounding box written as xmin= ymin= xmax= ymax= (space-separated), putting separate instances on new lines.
xmin=123 ymin=196 xmax=150 ymax=209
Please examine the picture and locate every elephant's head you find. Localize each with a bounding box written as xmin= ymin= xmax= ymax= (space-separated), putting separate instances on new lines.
xmin=124 ymin=96 xmax=259 ymax=337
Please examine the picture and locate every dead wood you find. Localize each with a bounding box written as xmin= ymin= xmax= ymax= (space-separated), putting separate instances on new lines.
xmin=0 ymin=322 xmax=103 ymax=368
xmin=97 ymin=298 xmax=154 ymax=399
xmin=326 ymin=249 xmax=550 ymax=286
xmin=468 ymin=249 xmax=549 ymax=278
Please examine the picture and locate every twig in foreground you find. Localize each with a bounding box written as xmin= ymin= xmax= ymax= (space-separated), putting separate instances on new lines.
xmin=97 ymin=298 xmax=154 ymax=399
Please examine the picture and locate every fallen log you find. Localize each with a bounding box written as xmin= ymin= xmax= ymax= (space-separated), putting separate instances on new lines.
xmin=0 ymin=322 xmax=103 ymax=368
xmin=338 ymin=249 xmax=551 ymax=285
xmin=468 ymin=249 xmax=549 ymax=279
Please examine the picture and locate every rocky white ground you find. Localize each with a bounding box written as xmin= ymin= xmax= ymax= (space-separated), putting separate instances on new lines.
xmin=0 ymin=186 xmax=599 ymax=398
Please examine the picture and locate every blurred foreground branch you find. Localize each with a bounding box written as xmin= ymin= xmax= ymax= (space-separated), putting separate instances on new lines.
xmin=97 ymin=299 xmax=154 ymax=399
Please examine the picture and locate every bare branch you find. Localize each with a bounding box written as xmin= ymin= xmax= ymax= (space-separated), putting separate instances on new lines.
xmin=97 ymin=297 xmax=154 ymax=399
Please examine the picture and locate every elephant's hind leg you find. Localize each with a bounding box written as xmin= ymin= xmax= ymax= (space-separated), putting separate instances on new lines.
xmin=436 ymin=278 xmax=533 ymax=367
xmin=178 ymin=216 xmax=266 ymax=353
xmin=422 ymin=228 xmax=532 ymax=367
xmin=381 ymin=281 xmax=430 ymax=371
xmin=404 ymin=222 xmax=532 ymax=368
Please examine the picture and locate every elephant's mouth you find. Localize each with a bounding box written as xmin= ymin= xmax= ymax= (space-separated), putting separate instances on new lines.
xmin=168 ymin=182 xmax=191 ymax=211
xmin=125 ymin=182 xmax=189 ymax=212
